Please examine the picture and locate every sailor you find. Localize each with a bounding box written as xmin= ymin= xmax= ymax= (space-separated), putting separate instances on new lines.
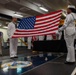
xmin=58 ymin=25 xmax=64 ymax=40
xmin=7 ymin=17 xmax=18 ymax=58
xmin=0 ymin=32 xmax=2 ymax=56
xmin=57 ymin=5 xmax=76 ymax=64
xmin=46 ymin=35 xmax=53 ymax=40
xmin=27 ymin=37 xmax=32 ymax=49
xmin=38 ymin=35 xmax=44 ymax=41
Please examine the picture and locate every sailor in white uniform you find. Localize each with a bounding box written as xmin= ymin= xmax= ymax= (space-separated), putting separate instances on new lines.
xmin=27 ymin=37 xmax=32 ymax=49
xmin=46 ymin=35 xmax=53 ymax=40
xmin=38 ymin=35 xmax=44 ymax=41
xmin=0 ymin=32 xmax=2 ymax=56
xmin=27 ymin=36 xmax=39 ymax=50
xmin=7 ymin=17 xmax=18 ymax=58
xmin=57 ymin=5 xmax=76 ymax=64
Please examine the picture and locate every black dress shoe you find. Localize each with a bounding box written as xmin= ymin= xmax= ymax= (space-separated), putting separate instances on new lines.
xmin=14 ymin=56 xmax=18 ymax=58
xmin=64 ymin=61 xmax=75 ymax=64
xmin=10 ymin=57 xmax=15 ymax=59
xmin=10 ymin=56 xmax=18 ymax=59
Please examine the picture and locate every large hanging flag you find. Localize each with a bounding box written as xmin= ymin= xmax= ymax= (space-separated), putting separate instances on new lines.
xmin=12 ymin=10 xmax=62 ymax=38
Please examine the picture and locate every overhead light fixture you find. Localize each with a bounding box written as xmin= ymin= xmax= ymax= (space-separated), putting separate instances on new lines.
xmin=14 ymin=12 xmax=23 ymax=18
xmin=39 ymin=6 xmax=48 ymax=12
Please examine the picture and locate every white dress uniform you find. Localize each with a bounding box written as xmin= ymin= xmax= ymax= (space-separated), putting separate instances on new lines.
xmin=58 ymin=32 xmax=62 ymax=40
xmin=38 ymin=36 xmax=44 ymax=41
xmin=46 ymin=35 xmax=53 ymax=40
xmin=7 ymin=22 xmax=18 ymax=57
xmin=27 ymin=37 xmax=32 ymax=49
xmin=59 ymin=12 xmax=76 ymax=62
xmin=27 ymin=36 xmax=39 ymax=49
xmin=0 ymin=37 xmax=2 ymax=54
xmin=74 ymin=27 xmax=76 ymax=50
xmin=0 ymin=32 xmax=2 ymax=55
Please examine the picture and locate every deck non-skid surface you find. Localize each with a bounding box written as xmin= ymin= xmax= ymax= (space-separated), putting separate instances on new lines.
xmin=22 ymin=55 xmax=76 ymax=75
xmin=0 ymin=47 xmax=76 ymax=75
xmin=0 ymin=53 xmax=58 ymax=75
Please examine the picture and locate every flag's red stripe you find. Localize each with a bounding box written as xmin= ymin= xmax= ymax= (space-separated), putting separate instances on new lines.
xmin=35 ymin=17 xmax=60 ymax=26
xmin=35 ymin=20 xmax=60 ymax=28
xmin=13 ymin=32 xmax=56 ymax=38
xmin=36 ymin=10 xmax=62 ymax=18
xmin=36 ymin=13 xmax=61 ymax=22
xmin=16 ymin=21 xmax=59 ymax=32
xmin=35 ymin=24 xmax=59 ymax=31
xmin=16 ymin=23 xmax=58 ymax=32
xmin=14 ymin=27 xmax=58 ymax=35
xmin=35 ymin=19 xmax=60 ymax=28
xmin=15 ymin=26 xmax=58 ymax=34
xmin=12 ymin=32 xmax=56 ymax=38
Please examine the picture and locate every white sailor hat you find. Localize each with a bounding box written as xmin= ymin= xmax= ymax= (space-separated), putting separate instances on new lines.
xmin=67 ymin=5 xmax=75 ymax=9
xmin=12 ymin=15 xmax=19 ymax=18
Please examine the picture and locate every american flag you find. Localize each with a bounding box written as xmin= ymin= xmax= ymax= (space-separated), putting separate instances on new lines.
xmin=12 ymin=10 xmax=62 ymax=38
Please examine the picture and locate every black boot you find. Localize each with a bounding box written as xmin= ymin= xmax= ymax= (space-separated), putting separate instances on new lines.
xmin=64 ymin=61 xmax=75 ymax=64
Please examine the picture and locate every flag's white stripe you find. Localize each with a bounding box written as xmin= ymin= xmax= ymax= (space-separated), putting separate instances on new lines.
xmin=17 ymin=22 xmax=59 ymax=31
xmin=15 ymin=26 xmax=58 ymax=34
xmin=36 ymin=12 xmax=62 ymax=20
xmin=13 ymin=30 xmax=57 ymax=37
xmin=35 ymin=15 xmax=61 ymax=24
xmin=35 ymin=19 xmax=60 ymax=27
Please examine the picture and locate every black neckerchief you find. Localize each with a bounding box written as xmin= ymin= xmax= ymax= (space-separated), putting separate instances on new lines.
xmin=12 ymin=22 xmax=17 ymax=28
